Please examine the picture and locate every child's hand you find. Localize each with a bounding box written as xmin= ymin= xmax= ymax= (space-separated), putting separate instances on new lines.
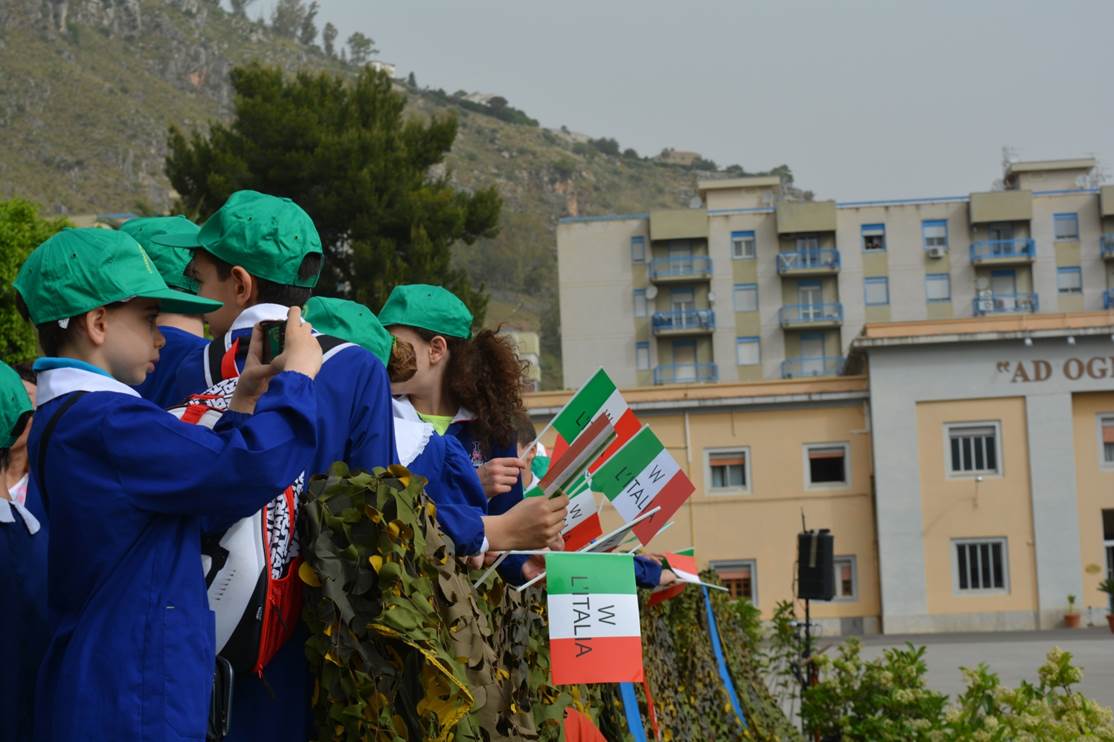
xmin=478 ymin=457 xmax=526 ymax=498
xmin=229 ymin=308 xmax=322 ymax=413
xmin=482 ymin=493 xmax=568 ymax=550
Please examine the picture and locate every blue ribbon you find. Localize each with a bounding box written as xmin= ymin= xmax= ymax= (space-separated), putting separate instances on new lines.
xmin=619 ymin=682 xmax=649 ymax=742
xmin=702 ymin=586 xmax=748 ymax=729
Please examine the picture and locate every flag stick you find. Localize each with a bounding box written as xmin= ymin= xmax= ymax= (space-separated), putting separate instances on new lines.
xmin=472 ymin=552 xmax=508 ymax=589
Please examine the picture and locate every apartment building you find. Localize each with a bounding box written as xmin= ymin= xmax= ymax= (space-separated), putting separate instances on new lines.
xmin=557 ymin=157 xmax=1114 ymax=389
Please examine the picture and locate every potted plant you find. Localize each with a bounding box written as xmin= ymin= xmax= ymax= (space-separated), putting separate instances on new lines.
xmin=1064 ymin=594 xmax=1081 ymax=628
xmin=1099 ymin=579 xmax=1114 ymax=633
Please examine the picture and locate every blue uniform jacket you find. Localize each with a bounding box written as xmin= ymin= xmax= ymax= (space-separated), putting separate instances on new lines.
xmin=166 ymin=304 xmax=399 ymax=742
xmin=133 ymin=325 xmax=208 ymax=406
xmin=634 ymin=556 xmax=663 ymax=589
xmin=444 ymin=418 xmax=532 ymax=584
xmin=0 ymin=477 xmax=49 ymax=742
xmin=398 ymin=417 xmax=488 ymax=556
xmin=29 ymin=363 xmax=317 ymax=742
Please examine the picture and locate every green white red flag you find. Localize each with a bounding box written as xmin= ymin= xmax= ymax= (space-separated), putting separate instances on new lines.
xmin=648 ymin=548 xmax=696 ymax=606
xmin=547 ymin=368 xmax=641 ymax=473
xmin=546 ymin=552 xmax=643 ymax=684
xmin=589 ymin=426 xmax=694 ymax=545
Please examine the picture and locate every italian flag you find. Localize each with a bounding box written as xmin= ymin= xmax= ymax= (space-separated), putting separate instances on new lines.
xmin=548 ymin=368 xmax=641 ymax=473
xmin=546 ymin=552 xmax=643 ymax=685
xmin=590 ymin=426 xmax=695 ymax=545
xmin=649 ymin=548 xmax=697 ymax=606
xmin=527 ymin=415 xmax=615 ymax=550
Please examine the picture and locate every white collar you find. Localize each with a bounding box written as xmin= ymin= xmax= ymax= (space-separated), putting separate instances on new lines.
xmin=393 ymin=417 xmax=434 ymax=467
xmin=226 ymin=303 xmax=290 ymax=348
xmin=0 ymin=475 xmax=39 ymax=534
xmin=36 ymin=367 xmax=141 ymax=407
xmin=391 ymin=396 xmax=476 ymax=425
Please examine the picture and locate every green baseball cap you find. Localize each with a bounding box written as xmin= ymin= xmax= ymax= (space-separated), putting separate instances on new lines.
xmin=0 ymin=361 xmax=31 ymax=448
xmin=118 ymin=215 xmax=200 ymax=292
xmin=378 ymin=284 xmax=473 ymax=339
xmin=154 ymin=190 xmax=322 ymax=288
xmin=303 ymin=296 xmax=394 ymax=366
xmin=14 ymin=228 xmax=223 ymax=325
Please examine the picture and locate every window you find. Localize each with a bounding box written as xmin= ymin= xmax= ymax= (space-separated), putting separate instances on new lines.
xmin=1057 ymin=267 xmax=1082 ymax=294
xmin=733 ymin=283 xmax=758 ymax=312
xmin=923 ymin=219 xmax=948 ymax=251
xmin=954 ymin=538 xmax=1008 ymax=593
xmin=796 ymin=235 xmax=820 ymax=251
xmin=736 ymin=337 xmax=760 ymax=366
xmin=833 ymin=556 xmax=857 ymax=600
xmin=1104 ymin=511 xmax=1114 ymax=603
xmin=710 ymin=560 xmax=756 ymax=602
xmin=1054 ymin=213 xmax=1079 ymax=241
xmin=861 ymin=223 xmax=886 ymax=251
xmin=635 ymin=342 xmax=650 ymax=371
xmin=1098 ymin=417 xmax=1114 ymax=466
xmin=947 ymin=424 xmax=1000 ymax=475
xmin=806 ymin=444 xmax=848 ymax=486
xmin=926 ymin=273 xmax=951 ymax=302
xmin=708 ymin=449 xmax=748 ymax=491
xmin=864 ymin=276 xmax=890 ymax=306
xmin=633 ymin=288 xmax=647 ymax=317
xmin=630 ymin=235 xmax=646 ymax=262
xmin=731 ymin=230 xmax=756 ymax=260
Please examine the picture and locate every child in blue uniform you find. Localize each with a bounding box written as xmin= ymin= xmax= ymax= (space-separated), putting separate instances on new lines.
xmin=14 ymin=227 xmax=324 ymax=741
xmin=154 ymin=191 xmax=398 ymax=741
xmin=304 ymin=296 xmax=563 ymax=558
xmin=379 ymin=285 xmax=568 ymax=582
xmin=0 ymin=360 xmax=41 ymax=742
xmin=119 ymin=215 xmax=210 ymax=405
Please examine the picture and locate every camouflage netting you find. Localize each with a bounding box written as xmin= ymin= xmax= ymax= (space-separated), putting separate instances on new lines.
xmin=299 ymin=464 xmax=799 ymax=741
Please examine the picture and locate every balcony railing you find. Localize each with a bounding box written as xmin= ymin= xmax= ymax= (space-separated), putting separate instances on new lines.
xmin=1104 ymin=289 xmax=1114 ymax=310
xmin=1101 ymin=235 xmax=1114 ymax=260
xmin=651 ymin=309 xmax=715 ymax=334
xmin=780 ymin=356 xmax=844 ymax=379
xmin=969 ymin=238 xmax=1035 ymax=264
xmin=779 ymin=302 xmax=843 ymax=327
xmin=776 ymin=247 xmax=840 ymax=275
xmin=653 ymin=363 xmax=718 ymax=385
xmin=648 ymin=255 xmax=713 ymax=281
xmin=972 ymin=292 xmax=1039 ymax=315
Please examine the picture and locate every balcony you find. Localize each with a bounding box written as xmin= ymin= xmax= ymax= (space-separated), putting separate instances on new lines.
xmin=651 ymin=309 xmax=715 ymax=336
xmin=776 ymin=247 xmax=840 ymax=276
xmin=779 ymin=302 xmax=843 ymax=329
xmin=780 ymin=356 xmax=844 ymax=379
xmin=1101 ymin=235 xmax=1114 ymax=261
xmin=648 ymin=255 xmax=713 ymax=283
xmin=1105 ymin=289 xmax=1114 ymax=310
xmin=653 ymin=363 xmax=718 ymax=385
xmin=969 ymin=238 xmax=1035 ymax=266
xmin=972 ymin=292 xmax=1039 ymax=316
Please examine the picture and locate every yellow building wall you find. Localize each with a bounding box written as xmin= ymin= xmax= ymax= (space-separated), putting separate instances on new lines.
xmin=1071 ymin=392 xmax=1114 ymax=611
xmin=536 ymin=403 xmax=880 ymax=622
xmin=916 ymin=397 xmax=1038 ymax=616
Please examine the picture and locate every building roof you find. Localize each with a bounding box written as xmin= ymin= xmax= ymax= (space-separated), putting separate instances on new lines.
xmin=845 ymin=313 xmax=1114 ymax=374
xmin=525 ymin=375 xmax=868 ymax=416
xmin=697 ymin=176 xmax=782 ymax=193
xmin=1006 ymin=158 xmax=1096 ymax=175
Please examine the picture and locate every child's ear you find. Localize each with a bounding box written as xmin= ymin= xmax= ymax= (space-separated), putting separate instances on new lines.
xmin=230 ymin=266 xmax=256 ymax=308
xmin=83 ymin=307 xmax=109 ymax=347
xmin=428 ymin=335 xmax=448 ymax=365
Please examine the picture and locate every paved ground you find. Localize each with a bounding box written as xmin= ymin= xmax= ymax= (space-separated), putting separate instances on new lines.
xmin=816 ymin=626 xmax=1114 ymax=709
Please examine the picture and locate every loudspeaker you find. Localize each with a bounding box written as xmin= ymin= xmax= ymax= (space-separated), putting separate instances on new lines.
xmin=797 ymin=529 xmax=835 ymax=601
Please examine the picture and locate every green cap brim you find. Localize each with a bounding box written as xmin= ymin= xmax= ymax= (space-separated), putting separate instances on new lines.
xmin=151 ymin=231 xmax=205 ymax=249
xmin=140 ymin=286 xmax=222 ymax=315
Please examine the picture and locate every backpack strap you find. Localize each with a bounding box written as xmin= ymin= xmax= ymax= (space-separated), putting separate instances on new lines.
xmin=34 ymin=390 xmax=88 ymax=512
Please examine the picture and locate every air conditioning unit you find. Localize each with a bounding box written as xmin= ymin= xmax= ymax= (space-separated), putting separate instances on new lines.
xmin=926 ymin=246 xmax=947 ymax=259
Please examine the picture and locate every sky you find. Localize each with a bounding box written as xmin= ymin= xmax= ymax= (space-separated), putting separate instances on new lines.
xmin=252 ymin=0 xmax=1114 ymax=201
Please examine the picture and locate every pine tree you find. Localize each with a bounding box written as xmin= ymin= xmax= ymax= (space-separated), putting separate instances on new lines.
xmin=298 ymin=1 xmax=319 ymax=46
xmin=322 ymin=22 xmax=337 ymax=57
xmin=165 ymin=64 xmax=500 ymax=320
xmin=346 ymin=32 xmax=375 ymax=65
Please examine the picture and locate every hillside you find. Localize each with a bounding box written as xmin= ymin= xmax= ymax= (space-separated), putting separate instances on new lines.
xmin=0 ymin=0 xmax=789 ymax=387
